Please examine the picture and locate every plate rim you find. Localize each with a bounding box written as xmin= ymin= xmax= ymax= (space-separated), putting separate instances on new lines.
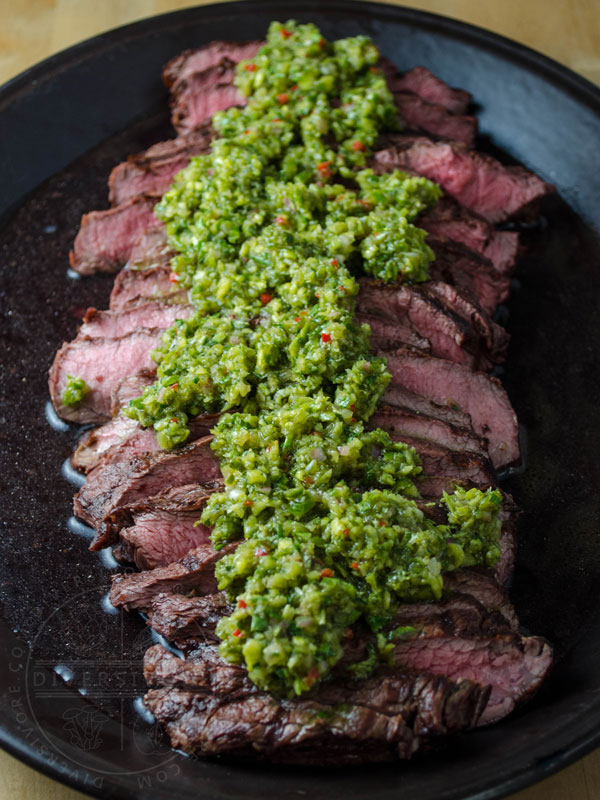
xmin=1 ymin=2 xmax=600 ymax=799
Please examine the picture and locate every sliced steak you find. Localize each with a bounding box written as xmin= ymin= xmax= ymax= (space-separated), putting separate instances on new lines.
xmin=108 ymin=129 xmax=212 ymax=205
xmin=385 ymin=349 xmax=519 ymax=470
xmin=148 ymin=592 xmax=232 ymax=642
xmin=428 ymin=238 xmax=510 ymax=316
xmin=389 ymin=66 xmax=471 ymax=115
xmin=79 ymin=303 xmax=192 ymax=339
xmin=109 ymin=265 xmax=183 ymax=310
xmin=370 ymin=403 xmax=487 ymax=458
xmin=392 ymin=634 xmax=552 ymax=726
xmin=110 ymin=369 xmax=157 ymax=416
xmin=393 ymin=91 xmax=477 ymax=146
xmin=75 ymin=436 xmax=221 ymax=548
xmin=382 ymin=383 xmax=473 ymax=429
xmin=171 ymin=61 xmax=246 ymax=137
xmin=163 ymin=41 xmax=263 ymax=90
xmin=143 ymin=649 xmax=487 ymax=763
xmin=358 ymin=312 xmax=431 ymax=355
xmin=69 ymin=196 xmax=160 ymax=275
xmin=109 ymin=541 xmax=238 ymax=612
xmin=372 ymin=135 xmax=555 ymax=223
xmin=358 ymin=279 xmax=507 ymax=369
xmin=49 ymin=329 xmax=162 ymax=424
xmin=403 ymin=437 xmax=496 ymax=489
xmin=113 ymin=484 xmax=215 ymax=570
xmin=128 ymin=226 xmax=174 ymax=270
xmin=419 ymin=196 xmax=519 ymax=275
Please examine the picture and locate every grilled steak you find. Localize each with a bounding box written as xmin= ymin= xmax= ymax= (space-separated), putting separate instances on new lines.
xmin=49 ymin=330 xmax=163 ymax=423
xmin=394 ymin=91 xmax=477 ymax=146
xmin=385 ymin=349 xmax=519 ymax=470
xmin=171 ymin=61 xmax=246 ymax=136
xmin=109 ymin=265 xmax=183 ymax=310
xmin=143 ymin=649 xmax=488 ymax=763
xmin=372 ymin=135 xmax=555 ymax=223
xmin=162 ymin=41 xmax=263 ymax=90
xmin=113 ymin=484 xmax=215 ymax=569
xmin=69 ymin=195 xmax=160 ymax=275
xmin=358 ymin=279 xmax=508 ymax=369
xmin=419 ymin=196 xmax=519 ymax=275
xmin=148 ymin=592 xmax=232 ymax=642
xmin=78 ymin=302 xmax=192 ymax=338
xmin=108 ymin=128 xmax=212 ymax=205
xmin=388 ymin=66 xmax=471 ymax=115
xmin=109 ymin=540 xmax=238 ymax=612
xmin=75 ymin=436 xmax=221 ymax=548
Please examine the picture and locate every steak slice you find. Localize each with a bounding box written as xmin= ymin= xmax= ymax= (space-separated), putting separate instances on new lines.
xmin=389 ymin=66 xmax=471 ymax=115
xmin=171 ymin=61 xmax=246 ymax=136
xmin=404 ymin=437 xmax=496 ymax=489
xmin=419 ymin=196 xmax=519 ymax=275
xmin=128 ymin=226 xmax=174 ymax=270
xmin=113 ymin=484 xmax=215 ymax=570
xmin=78 ymin=303 xmax=192 ymax=339
xmin=143 ymin=648 xmax=487 ymax=763
xmin=372 ymin=135 xmax=555 ymax=223
xmin=109 ymin=541 xmax=238 ymax=612
xmin=71 ymin=415 xmax=143 ymax=472
xmin=110 ymin=369 xmax=157 ymax=416
xmin=109 ymin=265 xmax=183 ymax=311
xmin=391 ymin=634 xmax=552 ymax=726
xmin=358 ymin=279 xmax=507 ymax=369
xmin=148 ymin=592 xmax=232 ymax=642
xmin=382 ymin=383 xmax=473 ymax=429
xmin=75 ymin=436 xmax=221 ymax=548
xmin=357 ymin=312 xmax=431 ymax=355
xmin=69 ymin=195 xmax=160 ymax=275
xmin=49 ymin=329 xmax=162 ymax=424
xmin=162 ymin=41 xmax=263 ymax=90
xmin=428 ymin=238 xmax=510 ymax=316
xmin=370 ymin=403 xmax=487 ymax=458
xmin=393 ymin=91 xmax=477 ymax=146
xmin=108 ymin=128 xmax=212 ymax=205
xmin=385 ymin=349 xmax=519 ymax=470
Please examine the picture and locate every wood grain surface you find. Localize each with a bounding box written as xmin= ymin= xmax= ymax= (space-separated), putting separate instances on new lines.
xmin=0 ymin=1 xmax=598 ymax=799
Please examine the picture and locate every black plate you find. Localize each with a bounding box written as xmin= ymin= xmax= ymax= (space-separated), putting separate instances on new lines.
xmin=1 ymin=2 xmax=600 ymax=798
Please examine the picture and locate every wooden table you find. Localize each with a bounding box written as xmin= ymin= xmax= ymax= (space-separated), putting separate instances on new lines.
xmin=0 ymin=1 xmax=598 ymax=798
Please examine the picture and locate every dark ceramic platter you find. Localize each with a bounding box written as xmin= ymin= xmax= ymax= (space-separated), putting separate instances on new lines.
xmin=1 ymin=2 xmax=600 ymax=798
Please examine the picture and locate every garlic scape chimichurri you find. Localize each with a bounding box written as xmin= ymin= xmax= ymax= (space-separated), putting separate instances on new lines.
xmin=124 ymin=21 xmax=502 ymax=697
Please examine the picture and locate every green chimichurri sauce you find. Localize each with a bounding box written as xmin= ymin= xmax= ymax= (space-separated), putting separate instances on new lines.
xmin=62 ymin=375 xmax=89 ymax=406
xmin=125 ymin=20 xmax=502 ymax=697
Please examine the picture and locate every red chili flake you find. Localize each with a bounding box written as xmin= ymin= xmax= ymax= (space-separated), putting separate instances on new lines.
xmin=321 ymin=332 xmax=331 ymax=343
xmin=254 ymin=547 xmax=268 ymax=557
xmin=276 ymin=93 xmax=289 ymax=104
xmin=168 ymin=271 xmax=179 ymax=283
xmin=170 ymin=383 xmax=179 ymax=390
xmin=243 ymin=63 xmax=257 ymax=71
xmin=307 ymin=668 xmax=320 ymax=683
xmin=379 ymin=520 xmax=387 ymax=528
xmin=304 ymin=476 xmax=314 ymax=486
xmin=359 ymin=199 xmax=373 ymax=208
xmin=344 ymin=627 xmax=354 ymax=639
xmin=233 ymin=628 xmax=243 ymax=637
xmin=171 ymin=418 xmax=178 ymax=423
xmin=351 ymin=561 xmax=359 ymax=570
xmin=352 ymin=140 xmax=365 ymax=151
xmin=275 ymin=214 xmax=288 ymax=226
xmin=342 ymin=528 xmax=350 ymax=536
xmin=315 ymin=292 xmax=321 ymax=299
xmin=330 ymin=258 xmax=339 ymax=267
xmin=350 ymin=404 xmax=356 ymax=413
xmin=244 ymin=499 xmax=254 ymax=507
xmin=272 ymin=117 xmax=281 ymax=122
xmin=290 ymin=84 xmax=298 ymax=91
xmin=320 ymin=568 xmax=334 ymax=578
xmin=338 ymin=286 xmax=347 ymax=293
xmin=243 ymin=129 xmax=250 ymax=135
xmin=370 ymin=66 xmax=379 ymax=74
xmin=318 ymin=38 xmax=326 ymax=48
xmin=238 ymin=599 xmax=247 ymax=609
xmin=281 ymin=27 xmax=292 ymax=38
xmin=260 ymin=293 xmax=273 ymax=305
xmin=316 ymin=160 xmax=332 ymax=178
